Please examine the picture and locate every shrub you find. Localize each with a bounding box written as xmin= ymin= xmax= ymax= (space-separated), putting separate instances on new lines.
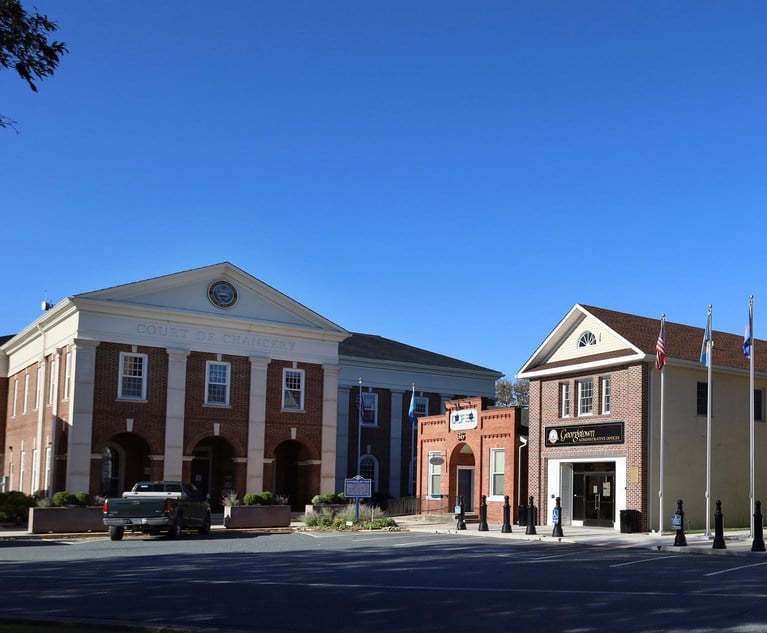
xmin=221 ymin=491 xmax=240 ymax=507
xmin=242 ymin=493 xmax=260 ymax=506
xmin=0 ymin=491 xmax=35 ymax=524
xmin=75 ymin=492 xmax=92 ymax=506
xmin=310 ymin=492 xmax=348 ymax=505
xmin=51 ymin=491 xmax=78 ymax=507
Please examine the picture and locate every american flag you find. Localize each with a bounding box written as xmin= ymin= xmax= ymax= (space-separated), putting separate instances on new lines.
xmin=655 ymin=320 xmax=666 ymax=371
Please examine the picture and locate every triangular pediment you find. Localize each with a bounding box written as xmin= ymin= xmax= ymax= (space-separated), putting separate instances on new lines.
xmin=517 ymin=304 xmax=644 ymax=377
xmin=73 ymin=262 xmax=347 ymax=335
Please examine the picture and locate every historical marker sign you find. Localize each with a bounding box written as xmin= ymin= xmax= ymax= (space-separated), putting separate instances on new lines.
xmin=344 ymin=475 xmax=372 ymax=499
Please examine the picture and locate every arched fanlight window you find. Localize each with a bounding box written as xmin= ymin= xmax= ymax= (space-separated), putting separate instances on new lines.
xmin=578 ymin=331 xmax=597 ymax=347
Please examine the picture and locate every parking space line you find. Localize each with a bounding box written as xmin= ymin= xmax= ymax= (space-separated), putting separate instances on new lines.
xmin=704 ymin=561 xmax=767 ymax=577
xmin=611 ymin=555 xmax=683 ymax=567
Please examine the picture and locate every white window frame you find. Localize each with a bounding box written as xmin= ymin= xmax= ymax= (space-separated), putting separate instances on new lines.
xmin=560 ymin=383 xmax=570 ymax=418
xmin=23 ymin=374 xmax=29 ymax=414
xmin=63 ymin=352 xmax=71 ymax=401
xmin=428 ymin=450 xmax=442 ymax=498
xmin=118 ymin=352 xmax=148 ymax=401
xmin=12 ymin=379 xmax=18 ymax=417
xmin=205 ymin=360 xmax=231 ymax=406
xmin=489 ymin=448 xmax=505 ymax=498
xmin=578 ymin=379 xmax=593 ymax=416
xmin=35 ymin=367 xmax=41 ymax=410
xmin=360 ymin=392 xmax=378 ymax=426
xmin=48 ymin=356 xmax=58 ymax=405
xmin=282 ymin=368 xmax=305 ymax=411
xmin=601 ymin=377 xmax=611 ymax=415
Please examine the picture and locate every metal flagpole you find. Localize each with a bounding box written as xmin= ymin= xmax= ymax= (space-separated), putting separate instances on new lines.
xmin=410 ymin=383 xmax=416 ymax=497
xmin=749 ymin=295 xmax=755 ymax=537
xmin=357 ymin=377 xmax=363 ymax=476
xmin=658 ymin=314 xmax=665 ymax=536
xmin=706 ymin=305 xmax=713 ymax=538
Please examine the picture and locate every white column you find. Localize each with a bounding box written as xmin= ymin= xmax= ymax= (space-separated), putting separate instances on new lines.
xmin=321 ymin=365 xmax=340 ymax=495
xmin=389 ymin=390 xmax=404 ymax=498
xmin=246 ymin=356 xmax=270 ymax=494
xmin=66 ymin=339 xmax=98 ymax=493
xmin=163 ymin=349 xmax=190 ymax=481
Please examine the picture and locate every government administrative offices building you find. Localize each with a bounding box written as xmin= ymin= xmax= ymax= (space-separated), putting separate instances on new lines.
xmin=0 ymin=263 xmax=500 ymax=509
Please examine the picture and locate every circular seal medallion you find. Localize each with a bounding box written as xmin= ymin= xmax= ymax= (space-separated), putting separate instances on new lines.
xmin=207 ymin=280 xmax=238 ymax=309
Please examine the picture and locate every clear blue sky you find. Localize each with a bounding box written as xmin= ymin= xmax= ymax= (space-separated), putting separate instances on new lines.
xmin=3 ymin=2 xmax=766 ymax=380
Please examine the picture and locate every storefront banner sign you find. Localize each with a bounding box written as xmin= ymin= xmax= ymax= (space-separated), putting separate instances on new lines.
xmin=545 ymin=421 xmax=624 ymax=447
xmin=450 ymin=409 xmax=478 ymax=430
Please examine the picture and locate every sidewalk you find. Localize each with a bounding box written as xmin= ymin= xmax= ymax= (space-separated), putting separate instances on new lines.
xmin=2 ymin=515 xmax=766 ymax=557
xmin=393 ymin=514 xmax=767 ymax=557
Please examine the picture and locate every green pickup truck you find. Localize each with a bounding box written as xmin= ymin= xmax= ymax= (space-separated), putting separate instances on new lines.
xmin=102 ymin=481 xmax=211 ymax=541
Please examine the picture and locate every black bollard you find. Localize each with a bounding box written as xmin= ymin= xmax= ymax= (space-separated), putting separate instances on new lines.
xmin=712 ymin=500 xmax=726 ymax=549
xmin=501 ymin=495 xmax=512 ymax=533
xmin=673 ymin=499 xmax=687 ymax=547
xmin=525 ymin=495 xmax=537 ymax=535
xmin=752 ymin=500 xmax=766 ymax=552
xmin=478 ymin=495 xmax=489 ymax=531
xmin=552 ymin=496 xmax=564 ymax=537
xmin=455 ymin=495 xmax=466 ymax=531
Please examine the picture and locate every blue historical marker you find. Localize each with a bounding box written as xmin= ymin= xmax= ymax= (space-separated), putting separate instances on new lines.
xmin=344 ymin=475 xmax=372 ymax=523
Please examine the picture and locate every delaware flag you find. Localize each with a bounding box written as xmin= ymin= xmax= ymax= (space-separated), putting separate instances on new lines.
xmin=744 ymin=303 xmax=753 ymax=359
xmin=700 ymin=310 xmax=711 ymax=367
xmin=408 ymin=385 xmax=417 ymax=425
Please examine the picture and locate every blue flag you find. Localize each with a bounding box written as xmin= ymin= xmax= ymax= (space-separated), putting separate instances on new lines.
xmin=700 ymin=312 xmax=711 ymax=367
xmin=744 ymin=306 xmax=753 ymax=359
xmin=408 ymin=386 xmax=417 ymax=425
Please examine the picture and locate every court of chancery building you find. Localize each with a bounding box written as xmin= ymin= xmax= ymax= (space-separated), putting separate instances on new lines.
xmin=517 ymin=303 xmax=765 ymax=533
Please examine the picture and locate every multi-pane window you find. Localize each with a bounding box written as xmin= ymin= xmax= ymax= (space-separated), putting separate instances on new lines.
xmin=205 ymin=361 xmax=230 ymax=406
xmin=35 ymin=367 xmax=41 ymax=410
xmin=119 ymin=352 xmax=148 ymax=400
xmin=48 ymin=356 xmax=57 ymax=405
xmin=360 ymin=392 xmax=378 ymax=425
xmin=560 ymin=383 xmax=570 ymax=418
xmin=282 ymin=368 xmax=304 ymax=410
xmin=359 ymin=455 xmax=378 ymax=492
xmin=578 ymin=379 xmax=593 ymax=416
xmin=414 ymin=397 xmax=429 ymax=418
xmin=490 ymin=448 xmax=505 ymax=497
xmin=697 ymin=382 xmax=708 ymax=416
xmin=601 ymin=377 xmax=611 ymax=414
xmin=12 ymin=379 xmax=18 ymax=417
xmin=428 ymin=451 xmax=442 ymax=498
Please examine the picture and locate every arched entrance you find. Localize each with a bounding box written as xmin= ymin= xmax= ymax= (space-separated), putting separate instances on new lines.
xmin=101 ymin=432 xmax=151 ymax=496
xmin=273 ymin=440 xmax=313 ymax=511
xmin=449 ymin=443 xmax=476 ymax=512
xmin=190 ymin=436 xmax=235 ymax=510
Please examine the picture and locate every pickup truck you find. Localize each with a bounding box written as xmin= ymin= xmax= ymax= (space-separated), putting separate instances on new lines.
xmin=102 ymin=481 xmax=211 ymax=541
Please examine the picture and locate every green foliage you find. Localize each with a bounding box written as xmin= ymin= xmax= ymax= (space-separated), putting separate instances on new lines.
xmin=221 ymin=491 xmax=240 ymax=506
xmin=242 ymin=492 xmax=288 ymax=505
xmin=310 ymin=492 xmax=348 ymax=505
xmin=51 ymin=491 xmax=78 ymax=507
xmin=495 ymin=377 xmax=530 ymax=407
xmin=0 ymin=491 xmax=35 ymax=523
xmin=74 ymin=492 xmax=91 ymax=506
xmin=302 ymin=504 xmax=398 ymax=531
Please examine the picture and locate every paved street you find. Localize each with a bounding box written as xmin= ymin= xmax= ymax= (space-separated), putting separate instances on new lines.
xmin=2 ymin=529 xmax=767 ymax=633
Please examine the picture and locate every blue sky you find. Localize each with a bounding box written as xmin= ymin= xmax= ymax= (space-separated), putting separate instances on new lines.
xmin=2 ymin=2 xmax=766 ymax=380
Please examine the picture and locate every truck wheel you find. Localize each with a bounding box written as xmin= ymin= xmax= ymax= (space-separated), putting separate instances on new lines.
xmin=168 ymin=513 xmax=182 ymax=539
xmin=198 ymin=512 xmax=211 ymax=536
xmin=109 ymin=526 xmax=124 ymax=541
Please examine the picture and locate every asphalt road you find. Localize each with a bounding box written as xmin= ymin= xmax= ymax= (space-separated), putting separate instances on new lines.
xmin=2 ymin=530 xmax=767 ymax=633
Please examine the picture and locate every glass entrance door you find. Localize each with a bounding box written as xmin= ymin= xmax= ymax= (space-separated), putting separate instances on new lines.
xmin=572 ymin=463 xmax=615 ymax=527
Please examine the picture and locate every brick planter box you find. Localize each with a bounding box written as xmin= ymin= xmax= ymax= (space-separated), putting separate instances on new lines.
xmin=223 ymin=505 xmax=291 ymax=529
xmin=28 ymin=507 xmax=106 ymax=534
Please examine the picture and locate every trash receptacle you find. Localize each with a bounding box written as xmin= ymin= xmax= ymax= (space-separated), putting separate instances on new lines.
xmin=620 ymin=509 xmax=640 ymax=533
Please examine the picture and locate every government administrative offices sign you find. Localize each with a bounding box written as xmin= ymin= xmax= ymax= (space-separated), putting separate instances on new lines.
xmin=544 ymin=421 xmax=624 ymax=447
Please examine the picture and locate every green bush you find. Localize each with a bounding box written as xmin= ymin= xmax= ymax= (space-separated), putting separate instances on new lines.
xmin=75 ymin=492 xmax=92 ymax=506
xmin=0 ymin=491 xmax=35 ymax=524
xmin=302 ymin=503 xmax=397 ymax=531
xmin=310 ymin=492 xmax=348 ymax=505
xmin=243 ymin=493 xmax=260 ymax=506
xmin=51 ymin=491 xmax=78 ymax=507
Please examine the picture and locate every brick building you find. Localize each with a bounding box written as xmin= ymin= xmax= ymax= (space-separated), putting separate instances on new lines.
xmin=0 ymin=263 xmax=501 ymax=509
xmin=416 ymin=396 xmax=527 ymax=525
xmin=518 ymin=304 xmax=766 ymax=532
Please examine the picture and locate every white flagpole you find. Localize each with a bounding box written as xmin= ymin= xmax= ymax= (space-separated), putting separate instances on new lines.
xmin=410 ymin=383 xmax=416 ymax=497
xmin=706 ymin=305 xmax=713 ymax=538
xmin=658 ymin=314 xmax=666 ymax=536
xmin=749 ymin=295 xmax=755 ymax=537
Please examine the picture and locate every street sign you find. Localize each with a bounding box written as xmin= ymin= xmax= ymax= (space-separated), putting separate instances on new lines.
xmin=671 ymin=513 xmax=682 ymax=530
xmin=552 ymin=508 xmax=560 ymax=523
xmin=344 ymin=475 xmax=372 ymax=499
